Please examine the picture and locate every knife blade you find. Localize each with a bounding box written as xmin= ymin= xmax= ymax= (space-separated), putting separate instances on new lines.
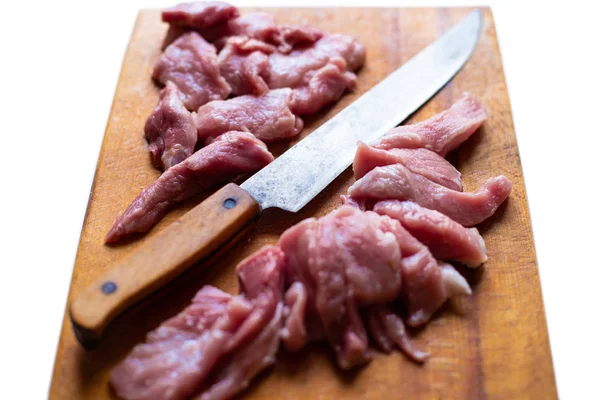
xmin=70 ymin=9 xmax=482 ymax=348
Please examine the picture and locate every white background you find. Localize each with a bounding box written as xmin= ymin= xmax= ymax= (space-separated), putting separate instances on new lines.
xmin=1 ymin=0 xmax=598 ymax=398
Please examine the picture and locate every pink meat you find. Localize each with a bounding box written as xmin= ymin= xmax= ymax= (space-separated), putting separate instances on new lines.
xmin=373 ymin=211 xmax=471 ymax=326
xmin=162 ymin=2 xmax=239 ymax=29
xmin=347 ymin=163 xmax=512 ymax=227
xmin=280 ymin=282 xmax=308 ymax=352
xmin=373 ymin=93 xmax=488 ymax=156
xmin=374 ymin=200 xmax=488 ymax=267
xmin=289 ymin=57 xmax=357 ymax=115
xmin=105 ymin=132 xmax=274 ymax=243
xmin=279 ymin=206 xmax=432 ymax=368
xmin=276 ymin=24 xmax=324 ymax=54
xmin=110 ymin=286 xmax=253 ymax=400
xmin=153 ymin=32 xmax=231 ymax=111
xmin=144 ymin=82 xmax=197 ymax=170
xmin=194 ymin=89 xmax=304 ymax=144
xmin=353 ymin=142 xmax=462 ymax=191
xmin=366 ymin=305 xmax=429 ymax=363
xmin=218 ymin=36 xmax=275 ymax=96
xmin=267 ymin=33 xmax=366 ymax=89
xmin=111 ymin=245 xmax=285 ymax=400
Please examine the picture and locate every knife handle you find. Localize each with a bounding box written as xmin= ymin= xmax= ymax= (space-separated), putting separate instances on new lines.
xmin=69 ymin=183 xmax=261 ymax=348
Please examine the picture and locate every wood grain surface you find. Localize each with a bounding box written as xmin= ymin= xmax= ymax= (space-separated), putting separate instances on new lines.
xmin=49 ymin=8 xmax=557 ymax=399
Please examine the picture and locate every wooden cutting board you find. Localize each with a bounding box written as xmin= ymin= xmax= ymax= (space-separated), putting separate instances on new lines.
xmin=49 ymin=7 xmax=557 ymax=399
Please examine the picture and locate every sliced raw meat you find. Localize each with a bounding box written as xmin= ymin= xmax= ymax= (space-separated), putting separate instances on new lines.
xmin=365 ymin=305 xmax=429 ymax=363
xmin=289 ymin=57 xmax=357 ymax=115
xmin=353 ymin=142 xmax=462 ymax=190
xmin=218 ymin=36 xmax=275 ymax=96
xmin=144 ymin=82 xmax=197 ymax=170
xmin=374 ymin=200 xmax=488 ymax=267
xmin=153 ymin=31 xmax=231 ymax=111
xmin=373 ymin=93 xmax=488 ymax=156
xmin=276 ymin=24 xmax=324 ymax=53
xmin=267 ymin=33 xmax=366 ymax=89
xmin=105 ymin=132 xmax=274 ymax=243
xmin=196 ymin=304 xmax=282 ymax=400
xmin=194 ymin=89 xmax=303 ymax=144
xmin=195 ymin=245 xmax=285 ymax=400
xmin=347 ymin=163 xmax=512 ymax=227
xmin=110 ymin=286 xmax=252 ymax=400
xmin=279 ymin=206 xmax=436 ymax=368
xmin=373 ymin=211 xmax=471 ymax=326
xmin=111 ymin=245 xmax=285 ymax=400
xmin=162 ymin=2 xmax=239 ymax=30
xmin=280 ymin=282 xmax=308 ymax=352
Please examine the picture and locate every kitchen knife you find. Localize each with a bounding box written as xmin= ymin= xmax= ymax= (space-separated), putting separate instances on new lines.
xmin=70 ymin=9 xmax=482 ymax=348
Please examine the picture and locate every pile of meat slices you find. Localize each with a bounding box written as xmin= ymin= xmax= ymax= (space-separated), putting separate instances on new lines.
xmin=105 ymin=1 xmax=365 ymax=244
xmin=110 ymin=90 xmax=513 ymax=399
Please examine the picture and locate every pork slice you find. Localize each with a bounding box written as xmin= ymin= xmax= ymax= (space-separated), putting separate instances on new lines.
xmin=278 ymin=206 xmax=409 ymax=369
xmin=218 ymin=36 xmax=274 ymax=96
xmin=276 ymin=24 xmax=324 ymax=54
xmin=374 ymin=200 xmax=488 ymax=267
xmin=162 ymin=2 xmax=239 ymax=30
xmin=375 ymin=214 xmax=471 ymax=326
xmin=145 ymin=82 xmax=197 ymax=170
xmin=347 ymin=163 xmax=512 ymax=227
xmin=267 ymin=33 xmax=366 ymax=89
xmin=280 ymin=282 xmax=308 ymax=352
xmin=153 ymin=32 xmax=231 ymax=111
xmin=373 ymin=93 xmax=488 ymax=156
xmin=195 ymin=304 xmax=282 ymax=400
xmin=192 ymin=245 xmax=285 ymax=400
xmin=110 ymin=286 xmax=253 ymax=400
xmin=366 ymin=305 xmax=429 ymax=363
xmin=290 ymin=57 xmax=357 ymax=115
xmin=105 ymin=132 xmax=274 ymax=243
xmin=194 ymin=88 xmax=303 ymax=144
xmin=225 ymin=12 xmax=280 ymax=44
xmin=353 ymin=142 xmax=462 ymax=190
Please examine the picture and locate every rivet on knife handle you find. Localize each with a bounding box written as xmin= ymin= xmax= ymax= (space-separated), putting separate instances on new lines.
xmin=69 ymin=183 xmax=261 ymax=348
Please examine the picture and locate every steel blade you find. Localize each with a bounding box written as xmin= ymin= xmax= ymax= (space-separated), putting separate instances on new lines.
xmin=242 ymin=9 xmax=482 ymax=212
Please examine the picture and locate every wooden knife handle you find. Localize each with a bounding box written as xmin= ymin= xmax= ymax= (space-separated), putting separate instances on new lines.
xmin=69 ymin=183 xmax=261 ymax=348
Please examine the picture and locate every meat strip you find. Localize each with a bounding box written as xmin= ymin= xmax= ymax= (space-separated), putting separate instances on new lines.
xmin=353 ymin=141 xmax=462 ymax=190
xmin=217 ymin=36 xmax=274 ymax=96
xmin=289 ymin=57 xmax=357 ymax=115
xmin=162 ymin=1 xmax=239 ymax=29
xmin=194 ymin=89 xmax=303 ymax=144
xmin=105 ymin=132 xmax=274 ymax=243
xmin=366 ymin=305 xmax=429 ymax=363
xmin=347 ymin=163 xmax=512 ymax=227
xmin=374 ymin=200 xmax=488 ymax=267
xmin=373 ymin=93 xmax=488 ymax=156
xmin=110 ymin=286 xmax=252 ymax=400
xmin=280 ymin=282 xmax=308 ymax=352
xmin=111 ymin=245 xmax=285 ymax=400
xmin=153 ymin=31 xmax=231 ymax=111
xmin=144 ymin=82 xmax=197 ymax=170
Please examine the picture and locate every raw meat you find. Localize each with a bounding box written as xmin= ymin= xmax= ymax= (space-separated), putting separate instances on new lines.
xmin=374 ymin=200 xmax=488 ymax=267
xmin=278 ymin=206 xmax=466 ymax=365
xmin=267 ymin=33 xmax=366 ymax=89
xmin=111 ymin=245 xmax=285 ymax=400
xmin=289 ymin=57 xmax=357 ymax=115
xmin=347 ymin=163 xmax=512 ymax=227
xmin=105 ymin=132 xmax=274 ymax=243
xmin=353 ymin=141 xmax=462 ymax=190
xmin=194 ymin=89 xmax=303 ymax=144
xmin=218 ymin=36 xmax=275 ymax=96
xmin=110 ymin=286 xmax=252 ymax=400
xmin=280 ymin=282 xmax=308 ymax=352
xmin=162 ymin=1 xmax=239 ymax=29
xmin=144 ymin=82 xmax=197 ymax=170
xmin=365 ymin=305 xmax=429 ymax=363
xmin=373 ymin=93 xmax=488 ymax=156
xmin=153 ymin=31 xmax=231 ymax=111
